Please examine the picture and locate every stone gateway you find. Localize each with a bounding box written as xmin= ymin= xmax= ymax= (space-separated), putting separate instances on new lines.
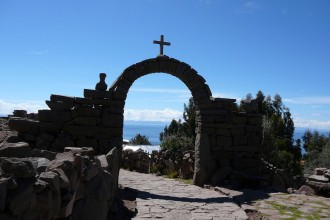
xmin=9 ymin=55 xmax=263 ymax=188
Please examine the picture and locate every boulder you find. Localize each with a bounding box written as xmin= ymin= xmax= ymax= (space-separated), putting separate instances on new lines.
xmin=314 ymin=167 xmax=327 ymax=175
xmin=0 ymin=141 xmax=32 ymax=158
xmin=32 ymin=149 xmax=56 ymax=161
xmin=106 ymin=147 xmax=120 ymax=191
xmin=297 ymin=185 xmax=315 ymax=196
xmin=308 ymin=174 xmax=329 ymax=183
xmin=0 ymin=158 xmax=36 ymax=178
xmin=6 ymin=178 xmax=36 ymax=216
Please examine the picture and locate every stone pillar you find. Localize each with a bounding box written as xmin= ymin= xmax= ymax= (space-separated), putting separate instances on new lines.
xmin=193 ymin=133 xmax=217 ymax=187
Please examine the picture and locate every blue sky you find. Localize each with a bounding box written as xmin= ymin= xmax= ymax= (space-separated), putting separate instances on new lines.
xmin=0 ymin=0 xmax=330 ymax=129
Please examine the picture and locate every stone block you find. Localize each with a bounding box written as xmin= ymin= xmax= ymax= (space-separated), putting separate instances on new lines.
xmin=51 ymin=137 xmax=75 ymax=151
xmin=74 ymin=107 xmax=101 ymax=117
xmin=113 ymin=90 xmax=127 ymax=100
xmin=0 ymin=141 xmax=32 ymax=158
xmin=8 ymin=118 xmax=39 ymax=133
xmin=39 ymin=171 xmax=60 ymax=194
xmin=102 ymin=127 xmax=123 ymax=137
xmin=247 ymin=136 xmax=260 ymax=146
xmin=6 ymin=178 xmax=36 ymax=216
xmin=1 ymin=158 xmax=36 ymax=178
xmin=308 ymin=174 xmax=329 ymax=183
xmin=38 ymin=109 xmax=72 ymax=122
xmin=246 ymin=125 xmax=259 ymax=134
xmin=76 ymin=138 xmax=98 ymax=149
xmin=97 ymin=155 xmax=109 ymax=170
xmin=232 ymin=116 xmax=248 ymax=124
xmin=46 ymin=100 xmax=74 ymax=111
xmin=216 ymin=136 xmax=232 ymax=147
xmin=39 ymin=122 xmax=63 ymax=133
xmin=297 ymin=185 xmax=315 ymax=196
xmin=230 ymin=125 xmax=245 ymax=136
xmin=50 ymin=94 xmax=75 ymax=103
xmin=83 ymin=89 xmax=111 ymax=99
xmin=74 ymin=117 xmax=98 ymax=126
xmin=248 ymin=117 xmax=262 ymax=125
xmin=13 ymin=110 xmax=27 ymax=117
xmin=211 ymin=166 xmax=233 ymax=185
xmin=314 ymin=167 xmax=327 ymax=175
xmin=117 ymin=77 xmax=132 ymax=91
xmin=232 ymin=136 xmax=248 ymax=146
xmin=33 ymin=157 xmax=51 ymax=174
xmin=102 ymin=113 xmax=123 ymax=127
xmin=64 ymin=147 xmax=95 ymax=157
xmin=63 ymin=125 xmax=102 ymax=137
xmin=0 ymin=178 xmax=7 ymax=211
xmin=232 ymin=158 xmax=261 ymax=169
xmin=32 ymin=149 xmax=56 ymax=161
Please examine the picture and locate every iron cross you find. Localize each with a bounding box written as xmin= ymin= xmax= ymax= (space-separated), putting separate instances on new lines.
xmin=153 ymin=35 xmax=171 ymax=56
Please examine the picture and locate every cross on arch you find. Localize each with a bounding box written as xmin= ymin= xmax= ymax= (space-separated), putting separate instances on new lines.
xmin=153 ymin=35 xmax=171 ymax=56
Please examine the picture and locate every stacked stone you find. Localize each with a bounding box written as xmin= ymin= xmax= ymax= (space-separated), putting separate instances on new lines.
xmin=121 ymin=149 xmax=150 ymax=173
xmin=9 ymin=90 xmax=124 ymax=155
xmin=196 ymin=97 xmax=263 ymax=186
xmin=0 ymin=140 xmax=118 ymax=220
xmin=306 ymin=168 xmax=330 ymax=193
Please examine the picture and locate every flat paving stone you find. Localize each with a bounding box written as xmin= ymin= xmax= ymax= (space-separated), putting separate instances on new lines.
xmin=119 ymin=169 xmax=248 ymax=220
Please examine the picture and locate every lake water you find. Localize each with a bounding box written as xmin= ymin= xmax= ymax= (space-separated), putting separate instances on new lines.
xmin=124 ymin=121 xmax=329 ymax=155
xmin=123 ymin=121 xmax=167 ymax=145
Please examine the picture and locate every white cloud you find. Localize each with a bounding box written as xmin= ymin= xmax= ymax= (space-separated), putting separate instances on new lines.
xmin=124 ymin=108 xmax=182 ymax=122
xmin=130 ymin=88 xmax=190 ymax=95
xmin=294 ymin=118 xmax=330 ymax=130
xmin=0 ymin=99 xmax=47 ymax=115
xmin=283 ymin=96 xmax=330 ymax=105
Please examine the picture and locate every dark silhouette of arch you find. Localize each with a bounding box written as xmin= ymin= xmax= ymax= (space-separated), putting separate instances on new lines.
xmin=110 ymin=56 xmax=216 ymax=186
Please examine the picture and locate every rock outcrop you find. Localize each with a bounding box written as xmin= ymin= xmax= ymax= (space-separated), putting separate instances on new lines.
xmin=0 ymin=140 xmax=117 ymax=219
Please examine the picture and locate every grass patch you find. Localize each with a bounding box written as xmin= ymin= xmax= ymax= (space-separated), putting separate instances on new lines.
xmin=166 ymin=170 xmax=179 ymax=179
xmin=265 ymin=201 xmax=323 ymax=220
xmin=163 ymin=171 xmax=193 ymax=184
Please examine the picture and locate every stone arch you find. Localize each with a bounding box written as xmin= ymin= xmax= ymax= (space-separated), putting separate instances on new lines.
xmin=110 ymin=56 xmax=217 ymax=186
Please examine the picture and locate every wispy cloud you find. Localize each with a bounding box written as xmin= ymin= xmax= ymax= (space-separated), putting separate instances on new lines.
xmin=283 ymin=96 xmax=330 ymax=105
xmin=0 ymin=99 xmax=47 ymax=115
xmin=124 ymin=108 xmax=182 ymax=122
xmin=237 ymin=1 xmax=260 ymax=14
xmin=130 ymin=88 xmax=190 ymax=95
xmin=294 ymin=118 xmax=330 ymax=130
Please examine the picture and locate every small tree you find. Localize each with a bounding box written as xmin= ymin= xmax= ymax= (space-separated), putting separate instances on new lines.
xmin=160 ymin=98 xmax=196 ymax=153
xmin=244 ymin=91 xmax=302 ymax=176
xmin=130 ymin=134 xmax=151 ymax=145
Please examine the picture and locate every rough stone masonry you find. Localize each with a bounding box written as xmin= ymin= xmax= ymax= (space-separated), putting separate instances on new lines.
xmin=8 ymin=55 xmax=264 ymax=188
xmin=2 ymin=55 xmax=265 ymax=220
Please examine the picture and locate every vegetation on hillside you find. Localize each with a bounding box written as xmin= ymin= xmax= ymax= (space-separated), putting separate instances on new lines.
xmin=302 ymin=130 xmax=330 ymax=174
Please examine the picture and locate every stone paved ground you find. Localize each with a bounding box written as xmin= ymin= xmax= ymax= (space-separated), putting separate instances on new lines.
xmin=120 ymin=170 xmax=330 ymax=220
xmin=119 ymin=169 xmax=248 ymax=220
xmin=214 ymin=186 xmax=330 ymax=220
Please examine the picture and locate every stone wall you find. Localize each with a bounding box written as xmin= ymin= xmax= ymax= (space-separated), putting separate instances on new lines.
xmin=0 ymin=140 xmax=118 ymax=219
xmin=9 ymin=91 xmax=123 ymax=156
xmin=8 ymin=55 xmax=263 ymax=187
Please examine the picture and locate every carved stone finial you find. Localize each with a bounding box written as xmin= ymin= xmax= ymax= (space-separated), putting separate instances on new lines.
xmin=95 ymin=73 xmax=108 ymax=91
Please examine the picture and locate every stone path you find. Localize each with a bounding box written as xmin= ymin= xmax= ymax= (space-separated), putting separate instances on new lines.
xmin=119 ymin=169 xmax=248 ymax=220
